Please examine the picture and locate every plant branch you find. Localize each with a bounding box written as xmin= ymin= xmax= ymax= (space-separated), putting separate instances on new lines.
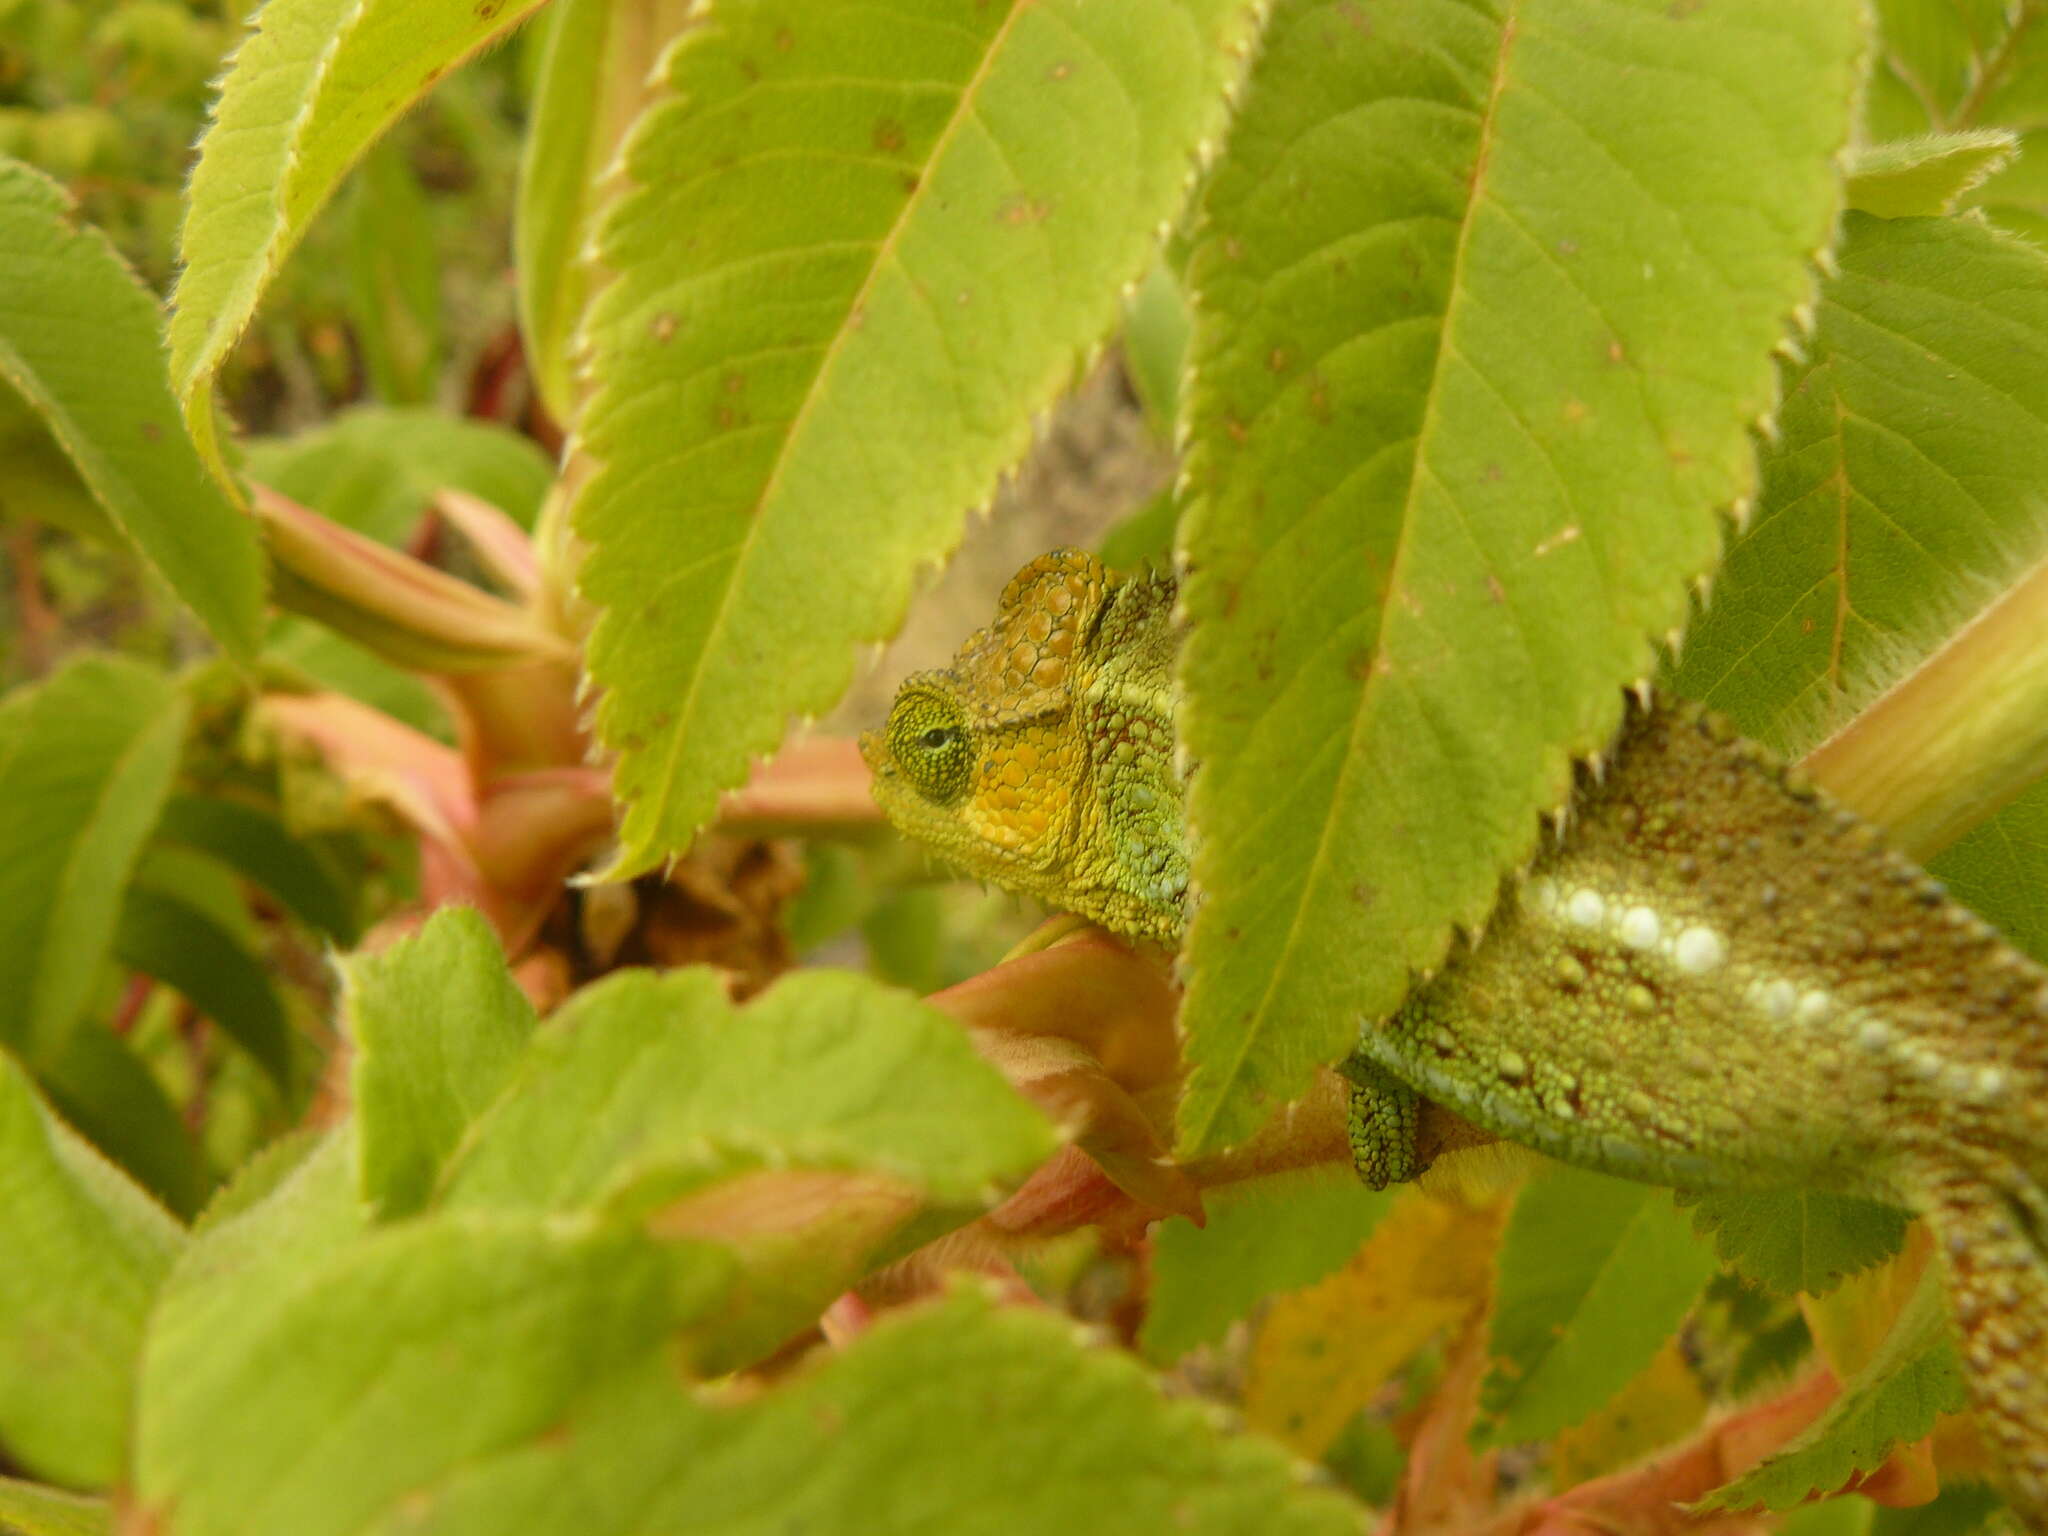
xmin=1803 ymin=546 xmax=2048 ymax=859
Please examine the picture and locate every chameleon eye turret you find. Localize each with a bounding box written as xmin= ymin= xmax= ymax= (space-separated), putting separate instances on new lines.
xmin=868 ymin=548 xmax=2048 ymax=1520
xmin=883 ymin=687 xmax=973 ymax=805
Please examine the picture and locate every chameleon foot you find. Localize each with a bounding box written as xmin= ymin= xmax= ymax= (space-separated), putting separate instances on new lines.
xmin=1338 ymin=1054 xmax=1422 ymax=1190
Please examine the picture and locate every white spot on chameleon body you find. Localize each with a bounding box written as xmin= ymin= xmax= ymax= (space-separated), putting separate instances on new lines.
xmin=1904 ymin=1046 xmax=1945 ymax=1081
xmin=1618 ymin=905 xmax=1660 ymax=950
xmin=1753 ymin=978 xmax=1796 ymax=1021
xmin=1566 ymin=888 xmax=1606 ymax=927
xmin=1796 ymin=989 xmax=1833 ymax=1025
xmin=1933 ymin=1073 xmax=1998 ymax=1105
xmin=1857 ymin=1018 xmax=1893 ymax=1052
xmin=1673 ymin=925 xmax=1726 ymax=975
xmin=1529 ymin=878 xmax=1559 ymax=916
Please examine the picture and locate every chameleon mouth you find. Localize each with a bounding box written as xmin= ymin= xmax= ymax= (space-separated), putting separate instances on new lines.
xmin=855 ymin=729 xmax=891 ymax=775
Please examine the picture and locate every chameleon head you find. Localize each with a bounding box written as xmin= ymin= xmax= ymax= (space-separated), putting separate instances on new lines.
xmin=861 ymin=549 xmax=1186 ymax=943
xmin=858 ymin=551 xmax=1103 ymax=883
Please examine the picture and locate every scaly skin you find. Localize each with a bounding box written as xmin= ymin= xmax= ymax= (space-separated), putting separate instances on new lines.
xmin=859 ymin=550 xmax=1185 ymax=945
xmin=866 ymin=550 xmax=2048 ymax=1520
xmin=1353 ymin=703 xmax=2048 ymax=1522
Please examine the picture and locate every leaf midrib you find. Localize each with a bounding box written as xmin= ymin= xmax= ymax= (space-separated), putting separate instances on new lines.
xmin=636 ymin=1 xmax=1036 ymax=843
xmin=1187 ymin=0 xmax=1526 ymax=1149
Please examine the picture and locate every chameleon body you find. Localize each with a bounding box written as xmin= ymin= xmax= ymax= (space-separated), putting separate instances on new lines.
xmin=864 ymin=549 xmax=2048 ymax=1520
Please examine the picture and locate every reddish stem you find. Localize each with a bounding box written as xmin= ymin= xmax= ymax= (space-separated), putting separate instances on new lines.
xmin=5 ymin=523 xmax=56 ymax=675
xmin=110 ymin=974 xmax=154 ymax=1035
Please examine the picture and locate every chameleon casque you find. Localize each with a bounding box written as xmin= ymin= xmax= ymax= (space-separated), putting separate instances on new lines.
xmin=861 ymin=548 xmax=2048 ymax=1522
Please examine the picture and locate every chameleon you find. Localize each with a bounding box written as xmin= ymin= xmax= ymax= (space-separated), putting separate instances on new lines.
xmin=860 ymin=547 xmax=2048 ymax=1523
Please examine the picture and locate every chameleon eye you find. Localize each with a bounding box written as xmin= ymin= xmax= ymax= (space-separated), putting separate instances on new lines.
xmin=885 ymin=689 xmax=972 ymax=805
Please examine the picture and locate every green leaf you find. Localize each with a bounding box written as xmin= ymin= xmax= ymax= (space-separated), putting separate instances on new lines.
xmin=860 ymin=885 xmax=946 ymax=994
xmin=429 ymin=965 xmax=1052 ymax=1371
xmin=1730 ymin=1309 xmax=1816 ymax=1397
xmin=242 ymin=406 xmax=553 ymax=545
xmin=576 ymin=0 xmax=1261 ymax=877
xmin=262 ymin=623 xmax=454 ymax=742
xmin=37 ymin=1023 xmax=210 ymax=1221
xmin=170 ymin=0 xmax=555 ymax=479
xmin=114 ymin=885 xmax=293 ymax=1090
xmin=0 ymin=1049 xmax=184 ymax=1490
xmin=1674 ymin=216 xmax=2048 ymax=757
xmin=342 ymin=908 xmax=537 ymax=1219
xmin=1931 ymin=776 xmax=2048 ymax=965
xmin=1173 ymin=0 xmax=1863 ymax=1152
xmin=512 ymin=0 xmax=598 ymax=422
xmin=357 ymin=1290 xmax=1366 ymax=1536
xmin=1779 ymin=1501 xmax=1875 ymax=1536
xmin=343 ymin=141 xmax=442 ymax=404
xmin=136 ymin=1215 xmax=730 ymax=1536
xmin=0 ymin=387 xmax=114 ymax=541
xmin=1844 ymin=131 xmax=2019 ymax=218
xmin=1685 ymin=1189 xmax=1911 ymax=1298
xmin=1861 ymin=0 xmax=2000 ymax=140
xmin=1861 ymin=0 xmax=2048 ymax=240
xmin=152 ymin=793 xmax=359 ymax=943
xmin=513 ymin=0 xmax=662 ymax=424
xmin=0 ymin=655 xmax=188 ymax=1060
xmin=0 ymin=158 xmax=264 ymax=659
xmin=783 ymin=843 xmax=869 ymax=955
xmin=1871 ymin=1482 xmax=2010 ymax=1536
xmin=442 ymin=967 xmax=1054 ymax=1214
xmin=130 ymin=844 xmax=262 ymax=951
xmin=0 ymin=1478 xmax=109 ymax=1536
xmin=1673 ymin=212 xmax=2048 ymax=858
xmin=1142 ymin=1166 xmax=1395 ymax=1363
xmin=1123 ymin=259 xmax=1191 ymax=438
xmin=143 ymin=1130 xmax=367 ymax=1401
xmin=1098 ymin=488 xmax=1180 ymax=575
xmin=1321 ymin=1415 xmax=1406 ymax=1508
xmin=1703 ymin=1268 xmax=1967 ymax=1512
xmin=1974 ymin=147 xmax=2048 ymax=248
xmin=1479 ymin=1167 xmax=1719 ymax=1446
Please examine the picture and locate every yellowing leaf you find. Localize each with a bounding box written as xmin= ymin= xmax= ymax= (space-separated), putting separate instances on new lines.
xmin=1550 ymin=1339 xmax=1707 ymax=1487
xmin=1800 ymin=1233 xmax=1933 ymax=1383
xmin=1143 ymin=1165 xmax=1396 ymax=1363
xmin=1247 ymin=1189 xmax=1504 ymax=1459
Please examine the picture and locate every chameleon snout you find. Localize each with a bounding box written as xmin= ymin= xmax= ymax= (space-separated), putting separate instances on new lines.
xmin=856 ymin=728 xmax=894 ymax=778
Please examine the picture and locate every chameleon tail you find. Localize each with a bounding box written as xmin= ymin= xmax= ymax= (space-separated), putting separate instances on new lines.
xmin=1909 ymin=1155 xmax=2048 ymax=1526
